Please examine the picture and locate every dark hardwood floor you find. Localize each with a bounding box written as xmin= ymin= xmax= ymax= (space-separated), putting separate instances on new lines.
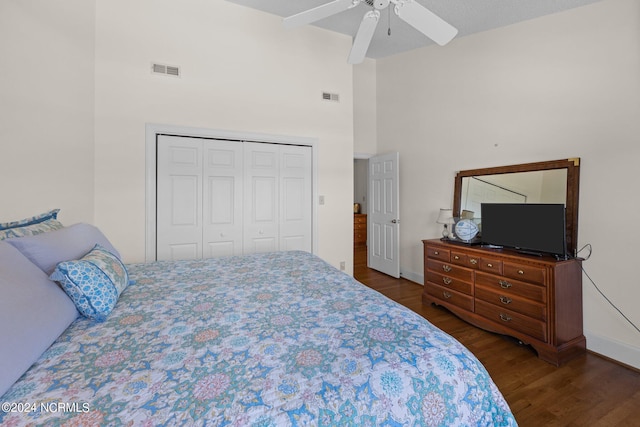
xmin=354 ymin=246 xmax=640 ymax=427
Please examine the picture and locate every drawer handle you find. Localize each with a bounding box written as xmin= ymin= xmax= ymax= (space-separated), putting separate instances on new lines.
xmin=442 ymin=265 xmax=452 ymax=273
xmin=470 ymin=258 xmax=478 ymax=265
xmin=499 ymin=296 xmax=512 ymax=305
xmin=499 ymin=313 xmax=512 ymax=322
xmin=442 ymin=291 xmax=452 ymax=299
xmin=443 ymin=277 xmax=452 ymax=285
xmin=499 ymin=280 xmax=512 ymax=289
xmin=454 ymin=255 xmax=460 ymax=260
xmin=487 ymin=263 xmax=493 ymax=268
xmin=434 ymin=251 xmax=439 ymax=255
xmin=518 ymin=270 xmax=525 ymax=275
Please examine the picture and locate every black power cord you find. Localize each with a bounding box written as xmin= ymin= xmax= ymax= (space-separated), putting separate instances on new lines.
xmin=578 ymin=244 xmax=640 ymax=335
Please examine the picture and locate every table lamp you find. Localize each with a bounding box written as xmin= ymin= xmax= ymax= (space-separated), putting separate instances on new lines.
xmin=436 ymin=208 xmax=454 ymax=239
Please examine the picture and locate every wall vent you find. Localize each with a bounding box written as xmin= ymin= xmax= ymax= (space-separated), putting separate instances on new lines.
xmin=152 ymin=63 xmax=180 ymax=77
xmin=322 ymin=92 xmax=340 ymax=102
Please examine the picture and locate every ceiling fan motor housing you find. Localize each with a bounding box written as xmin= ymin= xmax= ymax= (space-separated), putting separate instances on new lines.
xmin=373 ymin=0 xmax=390 ymax=9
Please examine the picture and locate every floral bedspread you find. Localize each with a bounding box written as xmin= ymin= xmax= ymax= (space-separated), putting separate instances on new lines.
xmin=1 ymin=251 xmax=516 ymax=426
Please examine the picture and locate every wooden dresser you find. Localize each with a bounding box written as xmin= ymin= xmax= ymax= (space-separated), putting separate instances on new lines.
xmin=354 ymin=214 xmax=367 ymax=246
xmin=423 ymin=239 xmax=585 ymax=365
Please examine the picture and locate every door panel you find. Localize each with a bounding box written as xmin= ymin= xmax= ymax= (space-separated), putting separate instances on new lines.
xmin=170 ymin=176 xmax=199 ymax=225
xmin=244 ymin=143 xmax=279 ymax=254
xmin=169 ymin=243 xmax=199 ymax=261
xmin=368 ymin=152 xmax=400 ymax=277
xmin=206 ymin=241 xmax=236 ymax=258
xmin=203 ymin=141 xmax=243 ymax=257
xmin=280 ymin=145 xmax=312 ymax=253
xmin=252 ymin=177 xmax=277 ymax=222
xmin=157 ymin=136 xmax=203 ymax=261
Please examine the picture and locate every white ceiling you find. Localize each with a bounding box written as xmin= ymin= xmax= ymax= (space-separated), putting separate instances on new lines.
xmin=227 ymin=0 xmax=603 ymax=59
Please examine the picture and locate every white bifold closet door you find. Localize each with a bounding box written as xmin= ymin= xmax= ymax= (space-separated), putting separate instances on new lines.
xmin=156 ymin=135 xmax=311 ymax=261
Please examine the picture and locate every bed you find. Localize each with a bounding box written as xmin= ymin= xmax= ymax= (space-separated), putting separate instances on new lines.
xmin=0 ymin=212 xmax=517 ymax=426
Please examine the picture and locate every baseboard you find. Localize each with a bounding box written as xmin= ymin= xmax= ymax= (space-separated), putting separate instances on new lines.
xmin=585 ymin=329 xmax=640 ymax=370
xmin=399 ymin=270 xmax=423 ymax=285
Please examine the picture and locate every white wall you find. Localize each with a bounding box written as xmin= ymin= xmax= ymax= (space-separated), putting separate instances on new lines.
xmin=92 ymin=0 xmax=355 ymax=271
xmin=376 ymin=0 xmax=640 ymax=368
xmin=0 ymin=0 xmax=95 ymax=225
xmin=0 ymin=0 xmax=355 ymax=273
xmin=353 ymin=58 xmax=377 ymax=155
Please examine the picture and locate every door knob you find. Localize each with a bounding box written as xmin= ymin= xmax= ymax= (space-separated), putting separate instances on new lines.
xmin=391 ymin=219 xmax=400 ymax=224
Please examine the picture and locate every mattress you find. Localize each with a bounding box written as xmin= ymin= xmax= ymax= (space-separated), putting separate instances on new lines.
xmin=1 ymin=251 xmax=516 ymax=426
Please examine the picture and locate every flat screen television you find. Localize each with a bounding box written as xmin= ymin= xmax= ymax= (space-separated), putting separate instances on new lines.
xmin=480 ymin=203 xmax=568 ymax=258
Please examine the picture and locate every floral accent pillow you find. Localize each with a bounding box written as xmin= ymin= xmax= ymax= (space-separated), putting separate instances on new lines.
xmin=50 ymin=244 xmax=129 ymax=322
xmin=0 ymin=209 xmax=63 ymax=240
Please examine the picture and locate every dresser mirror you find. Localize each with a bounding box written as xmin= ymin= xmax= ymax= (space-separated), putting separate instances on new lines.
xmin=453 ymin=158 xmax=580 ymax=256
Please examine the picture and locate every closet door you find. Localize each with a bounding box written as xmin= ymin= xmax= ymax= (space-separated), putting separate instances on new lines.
xmin=156 ymin=135 xmax=203 ymax=260
xmin=203 ymin=140 xmax=243 ymax=258
xmin=157 ymin=137 xmax=312 ymax=260
xmin=280 ymin=144 xmax=312 ymax=252
xmin=244 ymin=142 xmax=279 ymax=254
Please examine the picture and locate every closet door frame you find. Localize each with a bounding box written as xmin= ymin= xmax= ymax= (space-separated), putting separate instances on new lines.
xmin=145 ymin=123 xmax=318 ymax=262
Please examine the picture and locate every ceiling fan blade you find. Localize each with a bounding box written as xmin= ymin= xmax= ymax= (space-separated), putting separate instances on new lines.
xmin=284 ymin=0 xmax=361 ymax=29
xmin=348 ymin=10 xmax=380 ymax=64
xmin=394 ymin=0 xmax=458 ymax=46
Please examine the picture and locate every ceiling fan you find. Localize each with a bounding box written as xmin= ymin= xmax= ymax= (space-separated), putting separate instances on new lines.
xmin=283 ymin=0 xmax=458 ymax=64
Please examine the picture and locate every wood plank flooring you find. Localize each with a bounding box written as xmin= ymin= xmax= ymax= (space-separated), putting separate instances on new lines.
xmin=353 ymin=246 xmax=640 ymax=427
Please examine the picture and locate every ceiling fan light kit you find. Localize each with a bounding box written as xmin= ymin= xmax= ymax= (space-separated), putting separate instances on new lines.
xmin=284 ymin=0 xmax=458 ymax=64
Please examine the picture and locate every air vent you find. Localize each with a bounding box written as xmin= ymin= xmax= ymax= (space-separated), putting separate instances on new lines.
xmin=322 ymin=92 xmax=340 ymax=102
xmin=151 ymin=63 xmax=180 ymax=77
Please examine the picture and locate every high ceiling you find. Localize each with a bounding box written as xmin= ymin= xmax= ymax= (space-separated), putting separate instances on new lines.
xmin=227 ymin=0 xmax=603 ymax=59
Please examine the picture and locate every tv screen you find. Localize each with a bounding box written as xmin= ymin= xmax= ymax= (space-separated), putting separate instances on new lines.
xmin=480 ymin=203 xmax=567 ymax=258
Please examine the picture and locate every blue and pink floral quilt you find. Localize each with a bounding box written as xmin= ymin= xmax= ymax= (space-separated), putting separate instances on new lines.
xmin=1 ymin=251 xmax=516 ymax=426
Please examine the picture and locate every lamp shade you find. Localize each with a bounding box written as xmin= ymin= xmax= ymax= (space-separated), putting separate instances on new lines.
xmin=461 ymin=210 xmax=474 ymax=219
xmin=436 ymin=208 xmax=453 ymax=224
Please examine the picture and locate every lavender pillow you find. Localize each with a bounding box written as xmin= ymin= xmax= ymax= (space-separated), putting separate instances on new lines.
xmin=0 ymin=241 xmax=78 ymax=397
xmin=6 ymin=223 xmax=121 ymax=275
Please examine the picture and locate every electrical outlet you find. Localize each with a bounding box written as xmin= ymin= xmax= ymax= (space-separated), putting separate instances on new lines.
xmin=339 ymin=261 xmax=345 ymax=271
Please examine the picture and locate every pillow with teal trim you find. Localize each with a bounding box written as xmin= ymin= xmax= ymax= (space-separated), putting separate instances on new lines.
xmin=0 ymin=209 xmax=60 ymax=230
xmin=0 ymin=209 xmax=63 ymax=240
xmin=50 ymin=244 xmax=129 ymax=322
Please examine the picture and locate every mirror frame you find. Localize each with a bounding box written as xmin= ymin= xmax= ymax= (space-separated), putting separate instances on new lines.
xmin=453 ymin=158 xmax=580 ymax=256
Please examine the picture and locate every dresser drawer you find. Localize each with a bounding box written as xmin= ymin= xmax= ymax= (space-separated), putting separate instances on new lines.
xmin=451 ymin=251 xmax=480 ymax=269
xmin=354 ymin=222 xmax=367 ymax=231
xmin=427 ymin=259 xmax=473 ymax=282
xmin=426 ymin=246 xmax=450 ymax=262
xmin=475 ymin=284 xmax=546 ymax=321
xmin=426 ymin=283 xmax=474 ymax=311
xmin=479 ymin=257 xmax=503 ymax=275
xmin=354 ymin=214 xmax=367 ymax=224
xmin=476 ymin=271 xmax=546 ymax=303
xmin=504 ymin=262 xmax=546 ymax=285
xmin=427 ymin=271 xmax=473 ymax=295
xmin=475 ymin=300 xmax=547 ymax=342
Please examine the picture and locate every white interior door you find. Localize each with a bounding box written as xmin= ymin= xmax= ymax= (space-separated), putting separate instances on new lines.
xmin=156 ymin=135 xmax=203 ymax=260
xmin=244 ymin=142 xmax=279 ymax=254
xmin=203 ymin=140 xmax=244 ymax=258
xmin=279 ymin=145 xmax=312 ymax=252
xmin=368 ymin=152 xmax=400 ymax=278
